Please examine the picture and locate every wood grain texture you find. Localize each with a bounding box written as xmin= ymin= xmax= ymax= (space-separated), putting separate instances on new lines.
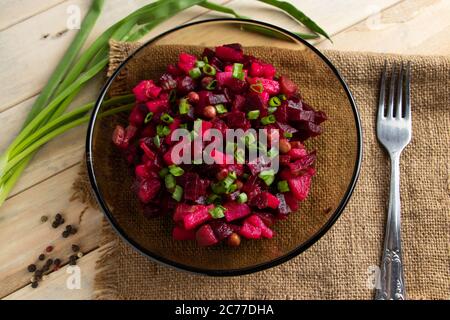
xmin=1 ymin=0 xmax=450 ymax=300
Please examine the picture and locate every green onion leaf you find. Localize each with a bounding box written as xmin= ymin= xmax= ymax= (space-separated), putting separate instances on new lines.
xmin=250 ymin=82 xmax=264 ymax=94
xmin=259 ymin=169 xmax=275 ymax=186
xmin=156 ymin=125 xmax=170 ymax=137
xmin=206 ymin=193 xmax=221 ymax=205
xmin=268 ymin=107 xmax=277 ymax=114
xmin=161 ymin=113 xmax=174 ymax=124
xmin=169 ymin=165 xmax=184 ymax=177
xmin=179 ymin=98 xmax=190 ymax=115
xmin=279 ymin=94 xmax=287 ymax=100
xmin=206 ymin=79 xmax=217 ymax=90
xmin=158 ymin=167 xmax=169 ymax=178
xmin=208 ymin=205 xmax=226 ymax=219
xmin=261 ymin=115 xmax=276 ymax=125
xmin=237 ymin=192 xmax=248 ymax=203
xmin=247 ymin=110 xmax=260 ymax=120
xmin=144 ymin=112 xmax=153 ymax=124
xmin=169 ymin=89 xmax=177 ymax=103
xmin=215 ymin=104 xmax=227 ymax=114
xmin=153 ymin=135 xmax=161 ymax=148
xmin=172 ymin=185 xmax=183 ymax=202
xmin=165 ymin=174 xmax=176 ymax=191
xmin=269 ymin=96 xmax=281 ymax=107
xmin=283 ymin=131 xmax=293 ymax=138
xmin=189 ymin=67 xmax=202 ymax=79
xmin=277 ymin=180 xmax=290 ymax=193
xmin=195 ymin=60 xmax=206 ymax=68
xmin=202 ymin=64 xmax=216 ymax=76
xmin=232 ymin=63 xmax=244 ymax=80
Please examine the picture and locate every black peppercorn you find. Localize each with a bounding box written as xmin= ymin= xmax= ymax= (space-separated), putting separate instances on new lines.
xmin=62 ymin=230 xmax=69 ymax=238
xmin=27 ymin=264 xmax=36 ymax=273
xmin=55 ymin=213 xmax=62 ymax=221
xmin=40 ymin=216 xmax=48 ymax=223
xmin=54 ymin=259 xmax=61 ymax=266
xmin=46 ymin=259 xmax=53 ymax=266
xmin=65 ymin=225 xmax=72 ymax=232
xmin=31 ymin=282 xmax=39 ymax=289
xmin=38 ymin=254 xmax=45 ymax=261
xmin=52 ymin=221 xmax=59 ymax=228
xmin=60 ymin=218 xmax=65 ymax=225
xmin=70 ymin=227 xmax=77 ymax=235
xmin=71 ymin=245 xmax=80 ymax=252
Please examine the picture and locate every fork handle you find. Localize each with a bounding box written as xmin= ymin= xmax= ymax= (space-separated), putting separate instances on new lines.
xmin=375 ymin=153 xmax=406 ymax=300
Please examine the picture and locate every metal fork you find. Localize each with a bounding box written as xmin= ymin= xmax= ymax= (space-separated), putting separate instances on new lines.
xmin=375 ymin=62 xmax=412 ymax=300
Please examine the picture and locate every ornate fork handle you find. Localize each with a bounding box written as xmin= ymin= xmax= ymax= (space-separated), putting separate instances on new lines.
xmin=375 ymin=153 xmax=406 ymax=300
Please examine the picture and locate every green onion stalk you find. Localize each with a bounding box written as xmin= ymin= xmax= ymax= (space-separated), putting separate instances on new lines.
xmin=0 ymin=0 xmax=329 ymax=207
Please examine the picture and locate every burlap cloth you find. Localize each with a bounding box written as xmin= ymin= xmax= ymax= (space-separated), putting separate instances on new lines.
xmin=75 ymin=41 xmax=450 ymax=300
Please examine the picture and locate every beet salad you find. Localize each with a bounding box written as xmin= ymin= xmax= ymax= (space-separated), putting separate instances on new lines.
xmin=112 ymin=43 xmax=327 ymax=247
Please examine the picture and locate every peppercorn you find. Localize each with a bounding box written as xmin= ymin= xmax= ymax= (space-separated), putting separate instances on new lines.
xmin=62 ymin=230 xmax=69 ymax=238
xmin=45 ymin=245 xmax=53 ymax=253
xmin=38 ymin=254 xmax=45 ymax=261
xmin=60 ymin=218 xmax=65 ymax=225
xmin=46 ymin=259 xmax=53 ymax=266
xmin=40 ymin=215 xmax=48 ymax=223
xmin=70 ymin=227 xmax=77 ymax=235
xmin=27 ymin=264 xmax=36 ymax=273
xmin=31 ymin=282 xmax=38 ymax=289
xmin=52 ymin=221 xmax=59 ymax=228
xmin=65 ymin=225 xmax=72 ymax=232
xmin=54 ymin=259 xmax=61 ymax=266
xmin=42 ymin=264 xmax=49 ymax=272
xmin=227 ymin=233 xmax=241 ymax=247
xmin=71 ymin=245 xmax=80 ymax=253
xmin=55 ymin=213 xmax=62 ymax=221
xmin=34 ymin=270 xmax=42 ymax=278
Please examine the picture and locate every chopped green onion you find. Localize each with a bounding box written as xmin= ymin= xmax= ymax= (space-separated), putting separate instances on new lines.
xmin=228 ymin=183 xmax=238 ymax=193
xmin=247 ymin=110 xmax=260 ymax=120
xmin=172 ymin=185 xmax=183 ymax=202
xmin=206 ymin=79 xmax=217 ymax=90
xmin=165 ymin=174 xmax=176 ymax=191
xmin=279 ymin=94 xmax=287 ymax=100
xmin=179 ymin=98 xmax=190 ymax=115
xmin=144 ymin=112 xmax=153 ymax=124
xmin=237 ymin=192 xmax=248 ymax=203
xmin=180 ymin=123 xmax=188 ymax=129
xmin=268 ymin=148 xmax=279 ymax=158
xmin=206 ymin=193 xmax=221 ymax=205
xmin=242 ymin=173 xmax=250 ymax=180
xmin=234 ymin=149 xmax=245 ymax=163
xmin=228 ymin=171 xmax=237 ymax=180
xmin=259 ymin=169 xmax=275 ymax=186
xmin=215 ymin=104 xmax=227 ymax=114
xmin=156 ymin=125 xmax=170 ymax=137
xmin=232 ymin=63 xmax=244 ymax=80
xmin=208 ymin=205 xmax=226 ymax=219
xmin=284 ymin=131 xmax=293 ymax=138
xmin=269 ymin=96 xmax=281 ymax=107
xmin=195 ymin=60 xmax=206 ymax=68
xmin=161 ymin=113 xmax=174 ymax=124
xmin=250 ymin=82 xmax=264 ymax=94
xmin=203 ymin=56 xmax=209 ymax=64
xmin=268 ymin=107 xmax=277 ymax=114
xmin=202 ymin=64 xmax=216 ymax=76
xmin=277 ymin=180 xmax=290 ymax=193
xmin=261 ymin=115 xmax=276 ymax=125
xmin=169 ymin=165 xmax=184 ymax=177
xmin=189 ymin=67 xmax=202 ymax=79
xmin=158 ymin=167 xmax=169 ymax=178
xmin=153 ymin=135 xmax=161 ymax=148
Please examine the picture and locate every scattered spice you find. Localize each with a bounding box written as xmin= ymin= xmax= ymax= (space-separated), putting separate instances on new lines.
xmin=54 ymin=259 xmax=61 ymax=266
xmin=27 ymin=264 xmax=36 ymax=273
xmin=51 ymin=221 xmax=59 ymax=228
xmin=55 ymin=213 xmax=62 ymax=221
xmin=40 ymin=215 xmax=48 ymax=223
xmin=65 ymin=225 xmax=73 ymax=232
xmin=62 ymin=230 xmax=70 ymax=238
xmin=41 ymin=33 xmax=50 ymax=40
xmin=38 ymin=254 xmax=45 ymax=261
xmin=46 ymin=259 xmax=53 ymax=266
xmin=77 ymin=252 xmax=84 ymax=258
xmin=60 ymin=218 xmax=65 ymax=225
xmin=69 ymin=255 xmax=77 ymax=266
xmin=70 ymin=227 xmax=77 ymax=235
xmin=31 ymin=282 xmax=39 ymax=289
xmin=45 ymin=245 xmax=53 ymax=253
xmin=71 ymin=244 xmax=80 ymax=252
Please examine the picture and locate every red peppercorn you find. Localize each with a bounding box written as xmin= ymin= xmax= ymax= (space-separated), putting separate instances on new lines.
xmin=45 ymin=245 xmax=53 ymax=253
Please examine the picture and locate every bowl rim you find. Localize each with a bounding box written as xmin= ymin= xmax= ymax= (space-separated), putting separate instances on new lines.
xmin=86 ymin=18 xmax=363 ymax=276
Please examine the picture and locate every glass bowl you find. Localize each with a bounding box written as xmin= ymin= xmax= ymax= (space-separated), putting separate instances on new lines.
xmin=86 ymin=19 xmax=362 ymax=276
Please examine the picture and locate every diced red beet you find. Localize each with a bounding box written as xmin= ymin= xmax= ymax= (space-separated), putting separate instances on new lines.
xmin=124 ymin=125 xmax=138 ymax=143
xmin=178 ymin=52 xmax=197 ymax=73
xmin=248 ymin=78 xmax=280 ymax=95
xmin=288 ymin=174 xmax=313 ymax=201
xmin=215 ymin=45 xmax=244 ymax=62
xmin=138 ymin=178 xmax=161 ymax=203
xmin=225 ymin=111 xmax=250 ymax=130
xmin=139 ymin=138 xmax=156 ymax=159
xmin=231 ymin=94 xmax=246 ymax=112
xmin=249 ymin=62 xmax=264 ymax=77
xmin=265 ymin=192 xmax=280 ymax=209
xmin=135 ymin=164 xmax=156 ymax=180
xmin=288 ymin=147 xmax=308 ymax=160
xmin=146 ymin=98 xmax=169 ymax=113
xmin=283 ymin=192 xmax=299 ymax=211
xmin=172 ymin=226 xmax=196 ymax=241
xmin=132 ymin=80 xmax=162 ymax=102
xmin=279 ymin=75 xmax=297 ymax=96
xmin=239 ymin=222 xmax=261 ymax=239
xmin=216 ymin=71 xmax=232 ymax=86
xmin=159 ymin=73 xmax=178 ymax=90
xmin=177 ymin=76 xmax=196 ymax=95
xmin=173 ymin=203 xmax=197 ymax=222
xmin=288 ymin=151 xmax=317 ymax=175
xmin=128 ymin=106 xmax=146 ymax=126
xmin=223 ymin=202 xmax=251 ymax=222
xmin=256 ymin=212 xmax=276 ymax=227
xmin=183 ymin=206 xmax=212 ymax=230
xmin=246 ymin=215 xmax=274 ymax=239
xmin=249 ymin=191 xmax=279 ymax=210
xmin=196 ymin=224 xmax=219 ymax=246
xmin=209 ymin=220 xmax=234 ymax=241
xmin=262 ymin=64 xmax=276 ymax=79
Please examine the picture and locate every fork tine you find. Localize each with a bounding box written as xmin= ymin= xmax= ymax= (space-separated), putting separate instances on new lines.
xmin=378 ymin=61 xmax=387 ymax=119
xmin=404 ymin=62 xmax=411 ymax=120
xmin=387 ymin=63 xmax=396 ymax=118
xmin=395 ymin=62 xmax=404 ymax=118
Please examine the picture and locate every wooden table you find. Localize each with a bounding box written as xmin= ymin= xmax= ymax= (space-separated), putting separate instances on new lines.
xmin=1 ymin=0 xmax=449 ymax=300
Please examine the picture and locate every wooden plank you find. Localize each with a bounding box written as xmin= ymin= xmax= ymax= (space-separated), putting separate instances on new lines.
xmin=0 ymin=0 xmax=67 ymax=31
xmin=316 ymin=0 xmax=450 ymax=55
xmin=0 ymin=0 xmax=214 ymax=111
xmin=3 ymin=247 xmax=102 ymax=300
xmin=0 ymin=166 xmax=103 ymax=298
